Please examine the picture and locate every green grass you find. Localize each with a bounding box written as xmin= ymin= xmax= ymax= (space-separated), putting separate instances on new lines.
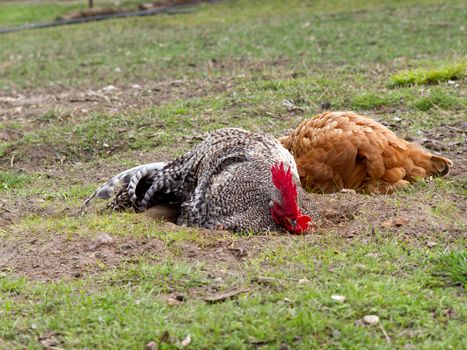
xmin=433 ymin=251 xmax=467 ymax=287
xmin=0 ymin=0 xmax=466 ymax=349
xmin=390 ymin=63 xmax=466 ymax=87
xmin=0 ymin=0 xmax=150 ymax=26
xmin=0 ymin=170 xmax=32 ymax=190
xmin=1 ymin=241 xmax=466 ymax=349
xmin=1 ymin=0 xmax=466 ymax=90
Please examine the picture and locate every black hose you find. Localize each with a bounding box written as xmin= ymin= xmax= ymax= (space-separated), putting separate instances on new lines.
xmin=0 ymin=0 xmax=225 ymax=34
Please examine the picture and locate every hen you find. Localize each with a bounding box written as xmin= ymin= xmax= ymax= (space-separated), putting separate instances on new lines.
xmin=279 ymin=111 xmax=452 ymax=194
xmin=82 ymin=128 xmax=318 ymax=234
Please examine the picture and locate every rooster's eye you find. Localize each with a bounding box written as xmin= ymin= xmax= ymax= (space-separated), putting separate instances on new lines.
xmin=286 ymin=218 xmax=297 ymax=228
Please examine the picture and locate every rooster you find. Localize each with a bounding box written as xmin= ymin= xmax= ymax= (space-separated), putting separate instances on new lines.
xmin=279 ymin=111 xmax=453 ymax=194
xmin=82 ymin=128 xmax=318 ymax=234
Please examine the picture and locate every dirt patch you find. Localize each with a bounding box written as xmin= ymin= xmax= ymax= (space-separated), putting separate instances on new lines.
xmin=314 ymin=191 xmax=466 ymax=245
xmin=413 ymin=121 xmax=467 ymax=177
xmin=0 ymin=230 xmax=165 ymax=281
xmin=0 ymin=76 xmax=236 ymax=139
xmin=1 ymin=187 xmax=465 ymax=282
xmin=0 ymin=224 xmax=271 ymax=281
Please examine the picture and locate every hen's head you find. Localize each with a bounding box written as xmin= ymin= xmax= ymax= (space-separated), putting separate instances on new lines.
xmin=270 ymin=162 xmax=313 ymax=234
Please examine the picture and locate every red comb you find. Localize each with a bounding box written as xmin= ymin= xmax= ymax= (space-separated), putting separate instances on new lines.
xmin=271 ymin=162 xmax=297 ymax=204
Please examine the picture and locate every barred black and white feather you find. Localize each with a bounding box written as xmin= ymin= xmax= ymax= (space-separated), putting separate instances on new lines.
xmin=82 ymin=128 xmax=318 ymax=233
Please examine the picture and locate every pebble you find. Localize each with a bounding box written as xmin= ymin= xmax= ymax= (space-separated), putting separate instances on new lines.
xmin=102 ymin=85 xmax=116 ymax=92
xmin=363 ymin=315 xmax=380 ymax=325
xmin=331 ymin=295 xmax=346 ymax=302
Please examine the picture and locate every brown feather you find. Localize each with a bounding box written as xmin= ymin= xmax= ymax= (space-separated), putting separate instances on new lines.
xmin=279 ymin=111 xmax=453 ymax=194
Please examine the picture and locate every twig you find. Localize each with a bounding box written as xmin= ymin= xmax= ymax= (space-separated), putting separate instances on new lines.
xmin=445 ymin=125 xmax=467 ymax=133
xmin=0 ymin=206 xmax=13 ymax=213
xmin=204 ymin=288 xmax=250 ymax=303
xmin=379 ymin=324 xmax=391 ymax=343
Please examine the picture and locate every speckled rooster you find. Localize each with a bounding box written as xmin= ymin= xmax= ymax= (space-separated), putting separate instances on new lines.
xmin=82 ymin=128 xmax=318 ymax=234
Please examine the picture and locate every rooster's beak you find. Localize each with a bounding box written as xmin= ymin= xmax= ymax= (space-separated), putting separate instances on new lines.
xmin=290 ymin=219 xmax=297 ymax=228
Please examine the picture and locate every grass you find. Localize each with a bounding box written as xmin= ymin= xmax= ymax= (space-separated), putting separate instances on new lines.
xmin=0 ymin=170 xmax=32 ymax=190
xmin=1 ymin=0 xmax=466 ymax=90
xmin=0 ymin=0 xmax=466 ymax=349
xmin=1 ymin=241 xmax=466 ymax=349
xmin=390 ymin=62 xmax=466 ymax=87
xmin=0 ymin=0 xmax=150 ymax=26
xmin=433 ymin=251 xmax=467 ymax=287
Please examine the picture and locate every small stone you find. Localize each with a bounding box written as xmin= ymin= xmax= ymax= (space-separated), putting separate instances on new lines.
xmin=145 ymin=341 xmax=156 ymax=350
xmin=298 ymin=278 xmax=308 ymax=284
xmin=131 ymin=84 xmax=142 ymax=89
xmin=90 ymin=232 xmax=115 ymax=251
xmin=426 ymin=241 xmax=438 ymax=248
xmin=363 ymin=315 xmax=380 ymax=325
xmin=331 ymin=329 xmax=341 ymax=338
xmin=331 ymin=295 xmax=346 ymax=303
xmin=102 ymin=85 xmax=116 ymax=92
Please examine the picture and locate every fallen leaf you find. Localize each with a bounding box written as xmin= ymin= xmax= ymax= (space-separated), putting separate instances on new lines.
xmin=144 ymin=341 xmax=156 ymax=350
xmin=381 ymin=217 xmax=409 ymax=228
xmin=167 ymin=297 xmax=182 ymax=306
xmin=159 ymin=330 xmax=171 ymax=344
xmin=181 ymin=335 xmax=191 ymax=347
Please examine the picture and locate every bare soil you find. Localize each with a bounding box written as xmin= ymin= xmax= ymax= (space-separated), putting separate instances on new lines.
xmin=0 ymin=77 xmax=235 ymax=139
xmin=1 ymin=187 xmax=465 ymax=281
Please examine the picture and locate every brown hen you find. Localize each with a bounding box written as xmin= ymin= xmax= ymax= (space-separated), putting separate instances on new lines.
xmin=279 ymin=111 xmax=453 ymax=194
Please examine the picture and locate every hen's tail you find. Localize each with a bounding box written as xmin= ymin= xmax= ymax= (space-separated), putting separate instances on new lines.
xmin=429 ymin=155 xmax=453 ymax=176
xmin=406 ymin=143 xmax=453 ymax=180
